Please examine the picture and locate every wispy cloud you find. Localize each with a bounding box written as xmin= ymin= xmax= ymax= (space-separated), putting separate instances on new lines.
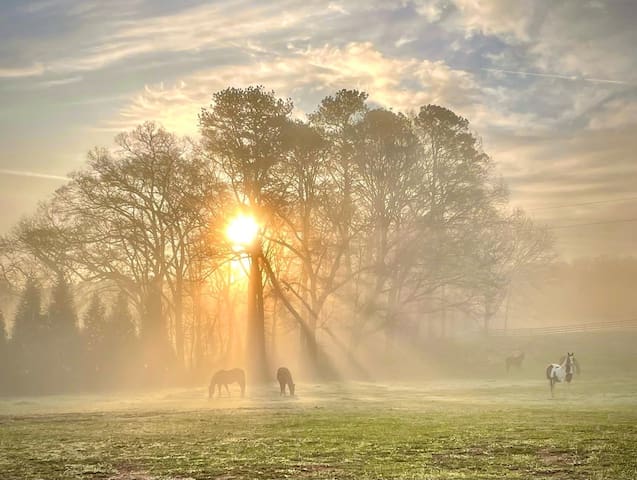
xmin=48 ymin=2 xmax=330 ymax=74
xmin=0 ymin=169 xmax=68 ymax=181
xmin=35 ymin=75 xmax=83 ymax=88
xmin=395 ymin=36 xmax=417 ymax=48
xmin=482 ymin=68 xmax=631 ymax=85
xmin=2 ymin=2 xmax=330 ymax=78
xmin=0 ymin=63 xmax=46 ymax=78
xmin=1 ymin=0 xmax=636 ymax=257
xmin=105 ymin=42 xmax=479 ymax=134
xmin=327 ymin=2 xmax=349 ymax=15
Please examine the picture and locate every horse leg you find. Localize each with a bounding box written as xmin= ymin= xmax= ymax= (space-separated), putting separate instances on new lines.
xmin=225 ymin=384 xmax=230 ymax=397
xmin=549 ymin=378 xmax=554 ymax=398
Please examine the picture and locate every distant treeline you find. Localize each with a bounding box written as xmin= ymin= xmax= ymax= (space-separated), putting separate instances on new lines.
xmin=0 ymin=278 xmax=140 ymax=395
xmin=507 ymin=257 xmax=637 ymax=329
xmin=0 ymin=86 xmax=552 ymax=389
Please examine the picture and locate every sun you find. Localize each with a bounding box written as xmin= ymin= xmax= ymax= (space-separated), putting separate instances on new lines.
xmin=226 ymin=214 xmax=259 ymax=249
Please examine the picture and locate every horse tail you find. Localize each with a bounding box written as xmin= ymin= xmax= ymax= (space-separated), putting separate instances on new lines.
xmin=545 ymin=364 xmax=553 ymax=380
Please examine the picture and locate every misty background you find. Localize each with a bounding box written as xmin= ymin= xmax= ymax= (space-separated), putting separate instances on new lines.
xmin=1 ymin=1 xmax=636 ymax=395
xmin=0 ymin=86 xmax=635 ymax=395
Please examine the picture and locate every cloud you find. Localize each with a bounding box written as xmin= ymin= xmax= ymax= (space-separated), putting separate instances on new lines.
xmin=1 ymin=1 xmax=334 ymax=79
xmin=482 ymin=68 xmax=631 ymax=86
xmin=53 ymin=2 xmax=331 ymax=74
xmin=431 ymin=0 xmax=637 ymax=82
xmin=35 ymin=75 xmax=83 ymax=88
xmin=588 ymin=97 xmax=637 ymax=131
xmin=0 ymin=169 xmax=68 ymax=181
xmin=411 ymin=0 xmax=447 ymax=23
xmin=327 ymin=2 xmax=350 ymax=15
xmin=395 ymin=36 xmax=417 ymax=48
xmin=105 ymin=42 xmax=479 ymax=134
xmin=0 ymin=63 xmax=45 ymax=78
xmin=1 ymin=0 xmax=636 ymax=257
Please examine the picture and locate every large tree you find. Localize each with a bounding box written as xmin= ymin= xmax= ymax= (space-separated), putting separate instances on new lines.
xmin=13 ymin=123 xmax=224 ymax=375
xmin=349 ymin=108 xmax=421 ymax=348
xmin=0 ymin=87 xmax=554 ymax=391
xmin=200 ymin=86 xmax=294 ymax=383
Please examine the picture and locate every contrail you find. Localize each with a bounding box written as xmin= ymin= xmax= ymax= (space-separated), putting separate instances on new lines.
xmin=482 ymin=68 xmax=630 ymax=85
xmin=0 ymin=169 xmax=68 ymax=181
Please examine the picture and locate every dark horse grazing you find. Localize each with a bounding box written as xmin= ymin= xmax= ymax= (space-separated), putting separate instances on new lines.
xmin=208 ymin=368 xmax=245 ymax=399
xmin=546 ymin=352 xmax=580 ymax=397
xmin=505 ymin=351 xmax=525 ymax=372
xmin=276 ymin=367 xmax=295 ymax=396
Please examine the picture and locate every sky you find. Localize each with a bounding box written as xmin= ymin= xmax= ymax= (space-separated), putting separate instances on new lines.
xmin=0 ymin=0 xmax=635 ymax=259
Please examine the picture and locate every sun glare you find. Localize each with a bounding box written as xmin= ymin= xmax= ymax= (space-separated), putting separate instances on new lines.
xmin=226 ymin=214 xmax=259 ymax=249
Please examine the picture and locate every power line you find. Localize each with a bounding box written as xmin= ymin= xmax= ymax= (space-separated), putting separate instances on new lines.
xmin=546 ymin=217 xmax=637 ymax=230
xmin=529 ymin=196 xmax=637 ymax=211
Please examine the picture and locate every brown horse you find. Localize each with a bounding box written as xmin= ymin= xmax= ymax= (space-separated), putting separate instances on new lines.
xmin=276 ymin=367 xmax=295 ymax=396
xmin=208 ymin=368 xmax=245 ymax=398
xmin=505 ymin=351 xmax=525 ymax=373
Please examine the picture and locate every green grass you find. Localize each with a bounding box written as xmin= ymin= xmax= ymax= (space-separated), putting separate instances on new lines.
xmin=1 ymin=378 xmax=636 ymax=479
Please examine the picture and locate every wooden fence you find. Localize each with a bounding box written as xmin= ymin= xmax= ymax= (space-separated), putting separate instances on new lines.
xmin=489 ymin=318 xmax=637 ymax=336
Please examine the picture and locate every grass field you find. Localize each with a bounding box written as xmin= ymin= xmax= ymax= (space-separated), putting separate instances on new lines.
xmin=2 ymin=332 xmax=637 ymax=479
xmin=1 ymin=376 xmax=636 ymax=480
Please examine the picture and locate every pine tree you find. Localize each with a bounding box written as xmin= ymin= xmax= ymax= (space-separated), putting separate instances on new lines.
xmin=12 ymin=278 xmax=44 ymax=346
xmin=108 ymin=291 xmax=136 ymax=346
xmin=48 ymin=274 xmax=78 ymax=338
xmin=11 ymin=278 xmax=47 ymax=393
xmin=82 ymin=293 xmax=107 ymax=387
xmin=47 ymin=274 xmax=80 ymax=390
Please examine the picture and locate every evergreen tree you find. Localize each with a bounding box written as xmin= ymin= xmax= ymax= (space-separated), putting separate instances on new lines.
xmin=108 ymin=291 xmax=136 ymax=348
xmin=106 ymin=290 xmax=139 ymax=384
xmin=11 ymin=278 xmax=47 ymax=393
xmin=12 ymin=278 xmax=44 ymax=345
xmin=82 ymin=293 xmax=107 ymax=387
xmin=47 ymin=274 xmax=80 ymax=390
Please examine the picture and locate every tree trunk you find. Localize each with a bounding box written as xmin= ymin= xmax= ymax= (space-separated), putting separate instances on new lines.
xmin=483 ymin=294 xmax=493 ymax=335
xmin=384 ymin=272 xmax=400 ymax=354
xmin=141 ymin=277 xmax=170 ymax=383
xmin=246 ymin=253 xmax=268 ymax=384
xmin=173 ymin=274 xmax=184 ymax=370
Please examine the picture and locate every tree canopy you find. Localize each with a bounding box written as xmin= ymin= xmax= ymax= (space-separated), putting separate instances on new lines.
xmin=0 ymin=86 xmax=552 ymax=391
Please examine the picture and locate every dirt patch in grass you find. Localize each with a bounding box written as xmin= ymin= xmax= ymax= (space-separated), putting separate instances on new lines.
xmin=109 ymin=471 xmax=196 ymax=480
xmin=108 ymin=473 xmax=155 ymax=480
xmin=539 ymin=448 xmax=581 ymax=466
xmin=293 ymin=463 xmax=339 ymax=476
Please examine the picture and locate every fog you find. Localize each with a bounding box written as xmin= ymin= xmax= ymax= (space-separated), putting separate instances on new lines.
xmin=0 ymin=88 xmax=635 ymax=403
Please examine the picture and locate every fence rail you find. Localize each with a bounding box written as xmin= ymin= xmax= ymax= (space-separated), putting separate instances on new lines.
xmin=489 ymin=318 xmax=637 ymax=336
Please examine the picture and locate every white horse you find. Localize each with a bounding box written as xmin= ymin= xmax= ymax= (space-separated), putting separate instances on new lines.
xmin=546 ymin=352 xmax=580 ymax=397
